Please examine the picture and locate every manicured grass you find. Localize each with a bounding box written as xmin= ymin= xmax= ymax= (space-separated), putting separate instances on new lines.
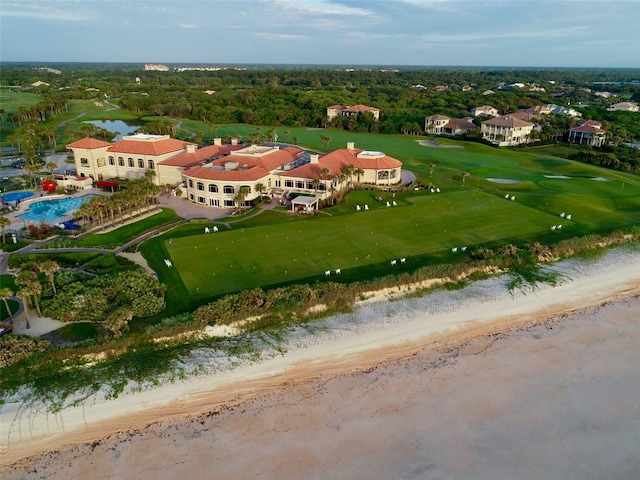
xmin=78 ymin=208 xmax=181 ymax=248
xmin=0 ymin=274 xmax=20 ymax=322
xmin=137 ymin=131 xmax=640 ymax=308
xmin=164 ymin=190 xmax=564 ymax=299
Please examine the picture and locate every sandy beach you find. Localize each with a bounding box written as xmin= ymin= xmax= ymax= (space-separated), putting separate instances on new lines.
xmin=1 ymin=248 xmax=639 ymax=479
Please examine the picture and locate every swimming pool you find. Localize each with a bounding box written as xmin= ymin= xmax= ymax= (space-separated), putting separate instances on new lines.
xmin=0 ymin=191 xmax=34 ymax=203
xmin=18 ymin=195 xmax=95 ymax=223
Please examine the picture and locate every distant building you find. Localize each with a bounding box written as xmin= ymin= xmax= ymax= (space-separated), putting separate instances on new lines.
xmin=326 ymin=104 xmax=380 ymax=121
xmin=31 ymin=81 xmax=50 ymax=87
xmin=425 ymin=115 xmax=475 ymax=136
xmin=481 ymin=115 xmax=534 ymax=146
xmin=607 ymin=102 xmax=639 ymax=112
xmin=470 ymin=105 xmax=499 ymax=117
xmin=567 ymin=120 xmax=606 ymax=147
xmin=144 ymin=64 xmax=170 ymax=71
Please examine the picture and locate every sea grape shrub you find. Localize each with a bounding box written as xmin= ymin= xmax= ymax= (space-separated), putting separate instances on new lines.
xmin=0 ymin=335 xmax=51 ymax=368
xmin=42 ymin=270 xmax=165 ymax=324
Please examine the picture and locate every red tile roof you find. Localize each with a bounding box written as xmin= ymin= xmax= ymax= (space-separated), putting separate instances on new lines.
xmin=184 ymin=165 xmax=269 ymax=182
xmin=343 ymin=104 xmax=379 ymax=113
xmin=66 ymin=138 xmax=112 ymax=149
xmin=158 ymin=144 xmax=244 ymax=167
xmin=570 ymin=124 xmax=605 ymax=134
xmin=109 ymin=138 xmax=193 ymax=156
xmin=183 ymin=147 xmax=301 ymax=181
xmin=282 ymin=148 xmax=401 ymax=179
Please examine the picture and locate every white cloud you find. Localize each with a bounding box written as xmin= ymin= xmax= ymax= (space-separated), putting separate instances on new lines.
xmin=270 ymin=0 xmax=377 ymax=17
xmin=1 ymin=1 xmax=89 ymax=21
xmin=180 ymin=24 xmax=198 ymax=29
xmin=255 ymin=32 xmax=306 ymax=41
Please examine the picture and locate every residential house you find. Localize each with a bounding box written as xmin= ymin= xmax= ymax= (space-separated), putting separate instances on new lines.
xmin=326 ymin=104 xmax=380 ymax=121
xmin=567 ymin=120 xmax=606 ymax=147
xmin=470 ymin=105 xmax=499 ymax=117
xmin=607 ymin=102 xmax=639 ymax=112
xmin=481 ymin=115 xmax=534 ymax=146
xmin=425 ymin=115 xmax=475 ymax=136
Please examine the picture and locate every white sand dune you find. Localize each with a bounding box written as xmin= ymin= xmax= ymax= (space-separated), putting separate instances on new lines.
xmin=1 ymin=247 xmax=639 ymax=479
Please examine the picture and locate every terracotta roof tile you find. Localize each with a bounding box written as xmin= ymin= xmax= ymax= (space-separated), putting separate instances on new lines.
xmin=158 ymin=144 xmax=244 ymax=167
xmin=66 ymin=138 xmax=112 ymax=149
xmin=109 ymin=138 xmax=193 ymax=156
xmin=183 ymin=147 xmax=301 ymax=181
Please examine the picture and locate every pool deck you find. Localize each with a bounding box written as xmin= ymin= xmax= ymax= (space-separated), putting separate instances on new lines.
xmin=2 ymin=189 xmax=105 ymax=229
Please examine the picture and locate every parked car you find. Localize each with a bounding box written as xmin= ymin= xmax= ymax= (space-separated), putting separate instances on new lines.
xmin=12 ymin=159 xmax=26 ymax=169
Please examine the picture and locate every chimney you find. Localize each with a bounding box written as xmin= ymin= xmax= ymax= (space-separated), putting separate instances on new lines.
xmin=231 ymin=138 xmax=238 ymax=145
xmin=310 ymin=154 xmax=319 ymax=164
xmin=214 ymin=137 xmax=222 ymax=146
xmin=186 ymin=144 xmax=197 ymax=153
xmin=347 ymin=142 xmax=355 ymax=150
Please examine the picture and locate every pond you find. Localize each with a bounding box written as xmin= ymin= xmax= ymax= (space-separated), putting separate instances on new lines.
xmin=83 ymin=120 xmax=143 ymax=141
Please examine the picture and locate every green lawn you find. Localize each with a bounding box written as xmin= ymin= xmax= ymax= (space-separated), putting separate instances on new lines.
xmin=143 ymin=133 xmax=640 ymax=305
xmin=164 ymin=190 xmax=571 ymax=299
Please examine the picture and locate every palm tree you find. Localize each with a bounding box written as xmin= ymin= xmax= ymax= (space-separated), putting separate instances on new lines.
xmin=311 ymin=177 xmax=320 ymax=196
xmin=429 ymin=163 xmax=436 ymax=177
xmin=354 ymin=167 xmax=364 ymax=186
xmin=460 ymin=172 xmax=470 ymax=184
xmin=234 ymin=187 xmax=249 ymax=213
xmin=16 ymin=290 xmax=31 ymax=329
xmin=38 ymin=259 xmax=59 ymax=296
xmin=344 ymin=164 xmax=355 ymax=186
xmin=255 ymin=182 xmax=265 ymax=200
xmin=0 ymin=216 xmax=10 ymax=245
xmin=0 ymin=287 xmax=14 ymax=324
xmin=45 ymin=161 xmax=58 ymax=179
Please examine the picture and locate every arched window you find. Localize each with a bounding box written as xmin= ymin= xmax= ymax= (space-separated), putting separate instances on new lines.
xmin=188 ymin=179 xmax=194 ymax=188
xmin=80 ymin=157 xmax=88 ymax=165
xmin=148 ymin=159 xmax=155 ymax=169
xmin=208 ymin=184 xmax=218 ymax=193
xmin=128 ymin=158 xmax=134 ymax=168
xmin=197 ymin=182 xmax=204 ymax=191
xmin=138 ymin=159 xmax=144 ymax=168
xmin=240 ymin=185 xmax=251 ymax=193
xmin=109 ymin=156 xmax=115 ymax=165
xmin=223 ymin=185 xmax=234 ymax=194
xmin=118 ymin=157 xmax=124 ymax=166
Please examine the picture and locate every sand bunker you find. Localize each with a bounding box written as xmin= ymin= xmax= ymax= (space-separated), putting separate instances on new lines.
xmin=486 ymin=178 xmax=522 ymax=184
xmin=417 ymin=140 xmax=464 ymax=149
xmin=591 ymin=177 xmax=612 ymax=182
xmin=544 ymin=175 xmax=572 ymax=179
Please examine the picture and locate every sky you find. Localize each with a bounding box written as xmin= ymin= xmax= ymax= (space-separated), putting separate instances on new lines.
xmin=1 ymin=0 xmax=639 ymax=68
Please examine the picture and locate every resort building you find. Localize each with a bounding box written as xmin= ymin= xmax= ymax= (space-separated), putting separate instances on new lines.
xmin=567 ymin=120 xmax=607 ymax=147
xmin=481 ymin=115 xmax=535 ymax=146
xmin=68 ymin=136 xmax=403 ymax=210
xmin=326 ymin=104 xmax=380 ymax=121
xmin=67 ymin=134 xmax=196 ymax=184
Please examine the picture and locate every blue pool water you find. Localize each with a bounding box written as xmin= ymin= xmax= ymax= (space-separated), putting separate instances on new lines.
xmin=18 ymin=195 xmax=95 ymax=223
xmin=1 ymin=191 xmax=34 ymax=203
